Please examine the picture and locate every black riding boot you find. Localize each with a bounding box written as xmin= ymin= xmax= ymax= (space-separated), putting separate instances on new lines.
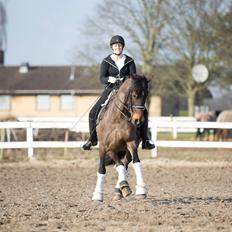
xmin=82 ymin=87 xmax=114 ymax=150
xmin=140 ymin=110 xmax=155 ymax=150
xmin=82 ymin=117 xmax=98 ymax=150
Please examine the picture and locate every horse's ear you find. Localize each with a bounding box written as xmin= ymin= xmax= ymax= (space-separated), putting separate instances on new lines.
xmin=146 ymin=74 xmax=155 ymax=82
xmin=130 ymin=73 xmax=137 ymax=79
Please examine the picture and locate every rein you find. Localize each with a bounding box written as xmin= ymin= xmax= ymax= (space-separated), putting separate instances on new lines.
xmin=114 ymin=93 xmax=132 ymax=122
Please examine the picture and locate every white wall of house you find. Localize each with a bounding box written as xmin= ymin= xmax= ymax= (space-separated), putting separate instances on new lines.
xmin=0 ymin=95 xmax=99 ymax=119
xmin=0 ymin=94 xmax=162 ymax=120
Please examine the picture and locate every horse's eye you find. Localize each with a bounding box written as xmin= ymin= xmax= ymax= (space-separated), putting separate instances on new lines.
xmin=132 ymin=93 xmax=137 ymax=98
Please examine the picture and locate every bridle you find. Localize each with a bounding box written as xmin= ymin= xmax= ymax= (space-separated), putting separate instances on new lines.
xmin=114 ymin=81 xmax=146 ymax=123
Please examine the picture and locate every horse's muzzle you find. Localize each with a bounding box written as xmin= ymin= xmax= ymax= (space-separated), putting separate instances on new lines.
xmin=131 ymin=111 xmax=144 ymax=126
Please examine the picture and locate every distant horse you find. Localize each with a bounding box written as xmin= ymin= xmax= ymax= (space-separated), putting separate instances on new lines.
xmin=92 ymin=74 xmax=149 ymax=202
xmin=216 ymin=110 xmax=232 ymax=141
xmin=195 ymin=111 xmax=220 ymax=141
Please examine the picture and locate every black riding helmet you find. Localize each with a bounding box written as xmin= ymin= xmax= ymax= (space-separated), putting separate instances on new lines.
xmin=110 ymin=35 xmax=125 ymax=47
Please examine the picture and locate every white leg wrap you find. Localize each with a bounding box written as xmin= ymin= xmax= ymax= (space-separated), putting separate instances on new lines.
xmin=115 ymin=168 xmax=128 ymax=189
xmin=92 ymin=172 xmax=105 ymax=201
xmin=133 ymin=162 xmax=145 ymax=186
xmin=133 ymin=162 xmax=147 ymax=195
xmin=115 ymin=179 xmax=120 ymax=189
xmin=92 ymin=191 xmax=103 ymax=201
xmin=135 ymin=184 xmax=147 ymax=195
xmin=125 ymin=168 xmax=129 ymax=177
xmin=116 ymin=165 xmax=126 ymax=183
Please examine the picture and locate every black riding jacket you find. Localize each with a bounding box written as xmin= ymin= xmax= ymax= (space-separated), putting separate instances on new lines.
xmin=100 ymin=54 xmax=136 ymax=88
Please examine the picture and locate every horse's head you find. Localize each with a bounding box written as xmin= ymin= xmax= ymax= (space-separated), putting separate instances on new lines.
xmin=118 ymin=74 xmax=148 ymax=126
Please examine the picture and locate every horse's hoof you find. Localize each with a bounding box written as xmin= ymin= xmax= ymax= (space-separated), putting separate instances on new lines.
xmin=135 ymin=185 xmax=148 ymax=195
xmin=113 ymin=193 xmax=122 ymax=200
xmin=135 ymin=194 xmax=147 ymax=199
xmin=121 ymin=186 xmax=132 ymax=198
xmin=113 ymin=188 xmax=122 ymax=200
xmin=92 ymin=192 xmax=103 ymax=202
xmin=120 ymin=181 xmax=132 ymax=198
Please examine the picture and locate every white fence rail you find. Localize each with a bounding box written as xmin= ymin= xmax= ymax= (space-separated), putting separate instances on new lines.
xmin=0 ymin=118 xmax=232 ymax=158
xmin=149 ymin=120 xmax=232 ymax=157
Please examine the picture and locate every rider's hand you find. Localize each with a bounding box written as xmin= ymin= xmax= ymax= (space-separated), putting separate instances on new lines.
xmin=108 ymin=76 xmax=117 ymax=84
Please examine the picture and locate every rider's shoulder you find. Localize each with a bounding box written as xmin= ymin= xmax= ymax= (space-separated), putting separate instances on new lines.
xmin=102 ymin=55 xmax=112 ymax=62
xmin=124 ymin=54 xmax=134 ymax=62
xmin=101 ymin=55 xmax=113 ymax=66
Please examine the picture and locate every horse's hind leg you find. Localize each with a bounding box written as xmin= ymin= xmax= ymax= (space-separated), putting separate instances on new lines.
xmin=213 ymin=129 xmax=217 ymax=141
xmin=222 ymin=129 xmax=228 ymax=141
xmin=195 ymin=128 xmax=201 ymax=141
xmin=92 ymin=146 xmax=106 ymax=202
xmin=216 ymin=129 xmax=223 ymax=141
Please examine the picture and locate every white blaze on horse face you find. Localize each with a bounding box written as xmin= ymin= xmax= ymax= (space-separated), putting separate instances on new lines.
xmin=116 ymin=165 xmax=127 ymax=183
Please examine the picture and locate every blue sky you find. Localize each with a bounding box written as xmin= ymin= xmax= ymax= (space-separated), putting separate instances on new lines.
xmin=5 ymin=0 xmax=101 ymax=65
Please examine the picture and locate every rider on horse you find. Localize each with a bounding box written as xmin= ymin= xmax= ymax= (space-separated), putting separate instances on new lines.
xmin=82 ymin=35 xmax=155 ymax=150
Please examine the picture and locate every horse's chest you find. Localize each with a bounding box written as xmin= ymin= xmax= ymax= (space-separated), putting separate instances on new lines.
xmin=98 ymin=121 xmax=136 ymax=141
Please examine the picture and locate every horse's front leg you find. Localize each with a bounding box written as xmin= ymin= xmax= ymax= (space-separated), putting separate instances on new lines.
xmin=92 ymin=145 xmax=106 ymax=202
xmin=127 ymin=142 xmax=147 ymax=199
xmin=108 ymin=150 xmax=132 ymax=199
xmin=121 ymin=149 xmax=132 ymax=170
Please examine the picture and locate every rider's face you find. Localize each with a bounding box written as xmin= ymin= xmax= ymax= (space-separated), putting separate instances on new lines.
xmin=112 ymin=43 xmax=124 ymax=55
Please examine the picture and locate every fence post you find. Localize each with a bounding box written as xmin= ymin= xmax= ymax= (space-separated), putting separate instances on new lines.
xmin=173 ymin=117 xmax=177 ymax=139
xmin=0 ymin=128 xmax=5 ymax=160
xmin=26 ymin=123 xmax=34 ymax=158
xmin=151 ymin=121 xmax=158 ymax=157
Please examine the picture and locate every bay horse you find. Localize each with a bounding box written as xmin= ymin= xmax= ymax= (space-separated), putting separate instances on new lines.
xmin=195 ymin=111 xmax=220 ymax=141
xmin=92 ymin=74 xmax=149 ymax=202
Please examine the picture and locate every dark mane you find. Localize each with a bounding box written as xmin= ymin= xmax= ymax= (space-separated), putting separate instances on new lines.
xmin=132 ymin=75 xmax=148 ymax=92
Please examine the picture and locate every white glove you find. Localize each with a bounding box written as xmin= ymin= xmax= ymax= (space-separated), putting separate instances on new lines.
xmin=108 ymin=76 xmax=117 ymax=84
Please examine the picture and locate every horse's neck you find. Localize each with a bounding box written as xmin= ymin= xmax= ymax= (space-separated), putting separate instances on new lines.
xmin=106 ymin=83 xmax=130 ymax=121
xmin=117 ymin=80 xmax=131 ymax=102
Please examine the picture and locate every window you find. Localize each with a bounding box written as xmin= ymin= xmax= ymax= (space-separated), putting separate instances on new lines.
xmin=37 ymin=95 xmax=50 ymax=111
xmin=0 ymin=95 xmax=11 ymax=111
xmin=60 ymin=95 xmax=74 ymax=111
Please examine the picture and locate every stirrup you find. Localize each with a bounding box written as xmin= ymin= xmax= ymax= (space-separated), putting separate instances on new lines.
xmin=82 ymin=140 xmax=97 ymax=150
xmin=82 ymin=141 xmax=92 ymax=150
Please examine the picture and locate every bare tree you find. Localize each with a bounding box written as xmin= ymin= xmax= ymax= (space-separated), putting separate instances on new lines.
xmin=155 ymin=0 xmax=232 ymax=116
xmin=0 ymin=0 xmax=7 ymax=51
xmin=206 ymin=4 xmax=232 ymax=89
xmin=77 ymin=0 xmax=232 ymax=116
xmin=77 ymin=0 xmax=179 ymax=75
